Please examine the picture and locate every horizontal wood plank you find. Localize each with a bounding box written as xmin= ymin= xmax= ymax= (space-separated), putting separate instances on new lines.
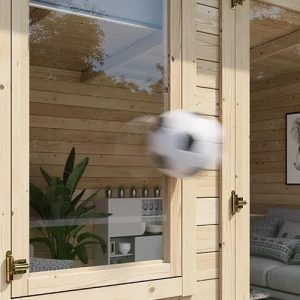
xmin=197 ymin=0 xmax=219 ymax=8
xmin=196 ymin=4 xmax=219 ymax=35
xmin=196 ymin=252 xmax=219 ymax=281
xmin=195 ymin=279 xmax=219 ymax=300
xmin=196 ymin=225 xmax=219 ymax=253
xmin=196 ymin=198 xmax=219 ymax=225
xmin=196 ymin=60 xmax=219 ymax=89
xmin=196 ymin=32 xmax=219 ymax=62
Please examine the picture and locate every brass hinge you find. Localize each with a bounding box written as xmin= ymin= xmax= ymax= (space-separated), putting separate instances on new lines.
xmin=231 ymin=190 xmax=247 ymax=215
xmin=6 ymin=251 xmax=29 ymax=283
xmin=232 ymin=0 xmax=246 ymax=7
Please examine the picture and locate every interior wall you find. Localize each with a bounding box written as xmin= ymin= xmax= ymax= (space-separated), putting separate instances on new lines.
xmin=251 ymin=71 xmax=300 ymax=215
xmin=29 ymin=64 xmax=166 ymax=264
xmin=30 ymin=65 xmax=164 ymax=194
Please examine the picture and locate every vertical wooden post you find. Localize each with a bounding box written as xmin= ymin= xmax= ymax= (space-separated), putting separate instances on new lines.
xmin=182 ymin=0 xmax=197 ymax=297
xmin=11 ymin=0 xmax=29 ymax=297
xmin=0 ymin=0 xmax=11 ymax=299
xmin=220 ymin=0 xmax=250 ymax=299
xmin=235 ymin=0 xmax=250 ymax=299
xmin=166 ymin=0 xmax=183 ymax=277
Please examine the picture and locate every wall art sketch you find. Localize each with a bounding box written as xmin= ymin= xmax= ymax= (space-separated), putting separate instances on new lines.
xmin=286 ymin=113 xmax=300 ymax=184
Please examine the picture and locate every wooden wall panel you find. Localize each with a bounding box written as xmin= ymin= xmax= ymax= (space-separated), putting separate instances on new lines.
xmin=251 ymin=73 xmax=300 ymax=214
xmin=194 ymin=0 xmax=220 ymax=298
xmin=196 ymin=280 xmax=219 ymax=300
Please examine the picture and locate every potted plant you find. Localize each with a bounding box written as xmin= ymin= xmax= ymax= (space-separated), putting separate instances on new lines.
xmin=30 ymin=147 xmax=111 ymax=266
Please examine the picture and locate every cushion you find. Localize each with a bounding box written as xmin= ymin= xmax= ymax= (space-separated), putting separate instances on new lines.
xmin=251 ymin=235 xmax=298 ymax=263
xmin=277 ymin=220 xmax=300 ymax=239
xmin=268 ymin=264 xmax=300 ymax=295
xmin=250 ymin=256 xmax=284 ymax=287
xmin=250 ymin=216 xmax=279 ymax=237
xmin=30 ymin=257 xmax=73 ymax=273
xmin=290 ymin=243 xmax=300 ymax=265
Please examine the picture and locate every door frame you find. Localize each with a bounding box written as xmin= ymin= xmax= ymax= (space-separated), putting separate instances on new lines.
xmin=220 ymin=0 xmax=250 ymax=299
xmin=7 ymin=0 xmax=197 ymax=299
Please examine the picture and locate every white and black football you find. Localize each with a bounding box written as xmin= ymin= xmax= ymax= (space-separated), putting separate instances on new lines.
xmin=147 ymin=110 xmax=222 ymax=178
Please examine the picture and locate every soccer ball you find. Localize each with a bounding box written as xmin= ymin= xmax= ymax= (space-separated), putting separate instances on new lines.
xmin=147 ymin=110 xmax=222 ymax=178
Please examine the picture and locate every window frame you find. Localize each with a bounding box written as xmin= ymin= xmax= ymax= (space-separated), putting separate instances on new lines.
xmin=10 ymin=0 xmax=187 ymax=298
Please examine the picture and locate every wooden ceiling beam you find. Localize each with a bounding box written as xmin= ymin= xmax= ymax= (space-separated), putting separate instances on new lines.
xmin=30 ymin=8 xmax=51 ymax=24
xmin=257 ymin=0 xmax=300 ymax=13
xmin=251 ymin=30 xmax=300 ymax=63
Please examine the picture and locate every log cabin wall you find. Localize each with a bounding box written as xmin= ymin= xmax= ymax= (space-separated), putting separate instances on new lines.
xmin=250 ymin=1 xmax=300 ymax=215
xmin=251 ymin=72 xmax=300 ymax=215
xmin=29 ymin=65 xmax=164 ymax=195
xmin=29 ymin=65 xmax=165 ymax=265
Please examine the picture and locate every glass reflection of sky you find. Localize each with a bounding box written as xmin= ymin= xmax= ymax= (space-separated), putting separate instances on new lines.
xmin=30 ymin=0 xmax=166 ymax=92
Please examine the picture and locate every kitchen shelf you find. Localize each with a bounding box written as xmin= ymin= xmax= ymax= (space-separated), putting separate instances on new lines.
xmin=110 ymin=253 xmax=134 ymax=258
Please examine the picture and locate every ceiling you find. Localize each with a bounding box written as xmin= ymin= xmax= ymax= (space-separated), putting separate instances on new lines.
xmin=251 ymin=0 xmax=300 ymax=83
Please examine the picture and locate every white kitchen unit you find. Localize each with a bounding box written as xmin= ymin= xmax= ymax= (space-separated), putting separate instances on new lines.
xmin=95 ymin=197 xmax=163 ymax=265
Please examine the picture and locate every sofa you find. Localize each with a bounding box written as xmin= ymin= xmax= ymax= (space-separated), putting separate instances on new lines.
xmin=250 ymin=208 xmax=300 ymax=300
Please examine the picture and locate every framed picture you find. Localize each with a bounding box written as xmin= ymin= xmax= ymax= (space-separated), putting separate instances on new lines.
xmin=286 ymin=112 xmax=300 ymax=184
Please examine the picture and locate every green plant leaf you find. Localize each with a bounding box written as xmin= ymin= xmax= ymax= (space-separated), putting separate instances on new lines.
xmin=63 ymin=147 xmax=75 ymax=185
xmin=40 ymin=167 xmax=52 ymax=184
xmin=30 ymin=182 xmax=44 ymax=217
xmin=45 ymin=182 xmax=66 ymax=203
xmin=76 ymin=244 xmax=89 ymax=264
xmin=76 ymin=190 xmax=98 ymax=211
xmin=71 ymin=225 xmax=85 ymax=238
xmin=51 ymin=201 xmax=72 ymax=219
xmin=70 ymin=189 xmax=86 ymax=209
xmin=65 ymin=158 xmax=89 ymax=196
xmin=77 ymin=232 xmax=107 ymax=254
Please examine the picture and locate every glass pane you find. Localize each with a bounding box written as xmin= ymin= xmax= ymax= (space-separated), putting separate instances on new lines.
xmin=29 ymin=0 xmax=167 ymax=272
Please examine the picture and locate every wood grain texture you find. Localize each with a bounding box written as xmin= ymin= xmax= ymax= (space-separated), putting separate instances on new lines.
xmin=196 ymin=225 xmax=219 ymax=253
xmin=196 ymin=252 xmax=219 ymax=281
xmin=196 ymin=4 xmax=219 ymax=35
xmin=251 ymin=76 xmax=300 ymax=213
xmin=195 ymin=279 xmax=219 ymax=300
xmin=12 ymin=0 xmax=30 ymax=296
xmin=182 ymin=0 xmax=197 ymax=295
xmin=24 ymin=278 xmax=182 ymax=300
xmin=0 ymin=0 xmax=11 ymax=298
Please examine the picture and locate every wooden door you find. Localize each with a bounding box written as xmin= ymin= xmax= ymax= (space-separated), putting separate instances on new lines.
xmin=221 ymin=1 xmax=250 ymax=300
xmin=9 ymin=0 xmax=185 ymax=299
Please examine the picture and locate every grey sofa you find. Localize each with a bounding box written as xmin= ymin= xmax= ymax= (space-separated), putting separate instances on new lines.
xmin=251 ymin=208 xmax=300 ymax=300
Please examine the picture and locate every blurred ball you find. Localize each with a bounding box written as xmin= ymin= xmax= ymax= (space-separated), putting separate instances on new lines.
xmin=147 ymin=110 xmax=222 ymax=178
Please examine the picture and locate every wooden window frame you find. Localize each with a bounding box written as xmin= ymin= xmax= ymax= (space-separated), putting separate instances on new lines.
xmin=6 ymin=0 xmax=198 ymax=299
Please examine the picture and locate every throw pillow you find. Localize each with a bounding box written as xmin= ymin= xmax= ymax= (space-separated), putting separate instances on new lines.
xmin=290 ymin=243 xmax=300 ymax=265
xmin=250 ymin=216 xmax=279 ymax=237
xmin=277 ymin=220 xmax=300 ymax=239
xmin=251 ymin=235 xmax=298 ymax=263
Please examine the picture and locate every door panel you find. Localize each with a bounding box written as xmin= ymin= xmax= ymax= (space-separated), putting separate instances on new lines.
xmin=221 ymin=1 xmax=250 ymax=300
xmin=0 ymin=0 xmax=11 ymax=298
xmin=10 ymin=0 xmax=184 ymax=297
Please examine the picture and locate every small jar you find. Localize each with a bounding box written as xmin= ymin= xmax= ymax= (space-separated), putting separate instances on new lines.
xmin=105 ymin=186 xmax=112 ymax=198
xmin=130 ymin=186 xmax=137 ymax=198
xmin=142 ymin=187 xmax=149 ymax=198
xmin=154 ymin=186 xmax=160 ymax=198
xmin=118 ymin=186 xmax=125 ymax=198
